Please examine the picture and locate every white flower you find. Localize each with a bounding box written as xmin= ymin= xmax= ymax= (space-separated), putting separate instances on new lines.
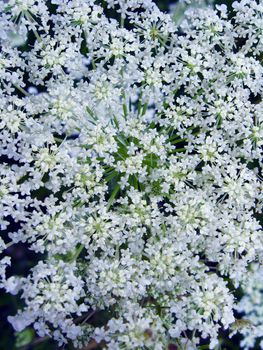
xmin=0 ymin=0 xmax=262 ymax=349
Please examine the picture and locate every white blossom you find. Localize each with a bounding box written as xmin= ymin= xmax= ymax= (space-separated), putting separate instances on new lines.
xmin=0 ymin=0 xmax=262 ymax=349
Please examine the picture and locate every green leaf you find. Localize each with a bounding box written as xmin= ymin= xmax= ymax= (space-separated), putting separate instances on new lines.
xmin=107 ymin=184 xmax=120 ymax=209
xmin=71 ymin=19 xmax=83 ymax=26
xmin=4 ymin=5 xmax=13 ymax=13
xmin=112 ymin=115 xmax=119 ymax=129
xmin=104 ymin=170 xmax=119 ymax=182
xmin=54 ymin=244 xmax=84 ymax=262
xmin=123 ymin=103 xmax=128 ymax=117
xmin=86 ymin=106 xmax=97 ymax=119
xmin=141 ymin=102 xmax=148 ymax=116
xmin=15 ymin=328 xmax=34 ymax=348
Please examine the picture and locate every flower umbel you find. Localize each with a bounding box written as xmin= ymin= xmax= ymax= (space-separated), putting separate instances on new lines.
xmin=0 ymin=0 xmax=262 ymax=349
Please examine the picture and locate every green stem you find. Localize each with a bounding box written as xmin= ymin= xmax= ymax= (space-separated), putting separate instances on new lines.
xmin=72 ymin=244 xmax=84 ymax=261
xmin=14 ymin=84 xmax=29 ymax=96
xmin=25 ymin=11 xmax=42 ymax=43
xmin=5 ymin=241 xmax=14 ymax=249
xmin=120 ymin=16 xmax=124 ymax=28
xmin=91 ymin=59 xmax=96 ymax=70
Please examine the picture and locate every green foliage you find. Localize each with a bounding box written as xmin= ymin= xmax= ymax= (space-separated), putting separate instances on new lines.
xmin=15 ymin=328 xmax=34 ymax=348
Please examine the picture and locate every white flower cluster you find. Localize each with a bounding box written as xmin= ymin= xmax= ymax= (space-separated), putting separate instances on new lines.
xmin=0 ymin=0 xmax=262 ymax=349
xmin=234 ymin=264 xmax=263 ymax=350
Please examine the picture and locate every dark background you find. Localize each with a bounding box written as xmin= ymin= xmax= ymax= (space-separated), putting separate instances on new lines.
xmin=0 ymin=1 xmax=244 ymax=350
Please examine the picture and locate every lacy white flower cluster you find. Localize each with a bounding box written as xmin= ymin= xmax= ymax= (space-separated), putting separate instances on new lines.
xmin=0 ymin=0 xmax=262 ymax=349
xmin=234 ymin=264 xmax=263 ymax=350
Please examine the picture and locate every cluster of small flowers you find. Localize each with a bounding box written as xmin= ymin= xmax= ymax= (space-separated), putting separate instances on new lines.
xmin=234 ymin=264 xmax=263 ymax=350
xmin=0 ymin=0 xmax=262 ymax=349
